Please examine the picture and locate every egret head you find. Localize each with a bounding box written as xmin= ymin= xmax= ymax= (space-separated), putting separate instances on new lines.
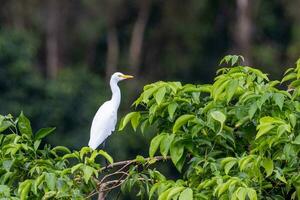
xmin=111 ymin=72 xmax=134 ymax=82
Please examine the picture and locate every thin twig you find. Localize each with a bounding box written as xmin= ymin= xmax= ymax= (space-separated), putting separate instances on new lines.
xmin=100 ymin=156 xmax=170 ymax=172
xmin=99 ymin=171 xmax=128 ymax=186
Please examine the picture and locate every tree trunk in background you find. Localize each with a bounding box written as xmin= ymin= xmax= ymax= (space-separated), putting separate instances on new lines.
xmin=129 ymin=0 xmax=151 ymax=75
xmin=46 ymin=0 xmax=59 ymax=79
xmin=234 ymin=0 xmax=252 ymax=64
xmin=105 ymin=24 xmax=119 ymax=81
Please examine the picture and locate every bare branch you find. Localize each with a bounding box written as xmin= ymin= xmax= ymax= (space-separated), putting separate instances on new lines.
xmin=100 ymin=156 xmax=170 ymax=172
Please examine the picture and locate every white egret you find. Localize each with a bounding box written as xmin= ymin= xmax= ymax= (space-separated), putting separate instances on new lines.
xmin=88 ymin=72 xmax=134 ymax=150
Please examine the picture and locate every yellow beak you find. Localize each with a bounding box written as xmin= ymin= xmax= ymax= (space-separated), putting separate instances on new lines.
xmin=121 ymin=74 xmax=134 ymax=79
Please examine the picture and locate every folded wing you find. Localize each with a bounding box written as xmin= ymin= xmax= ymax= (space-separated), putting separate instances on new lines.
xmin=88 ymin=101 xmax=117 ymax=149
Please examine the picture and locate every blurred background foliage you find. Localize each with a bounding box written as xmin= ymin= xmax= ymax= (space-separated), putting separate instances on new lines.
xmin=0 ymin=0 xmax=299 ymax=168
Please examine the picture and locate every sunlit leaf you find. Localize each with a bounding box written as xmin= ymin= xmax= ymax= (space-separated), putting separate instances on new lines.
xmin=35 ymin=127 xmax=56 ymax=140
xmin=18 ymin=112 xmax=32 ymax=136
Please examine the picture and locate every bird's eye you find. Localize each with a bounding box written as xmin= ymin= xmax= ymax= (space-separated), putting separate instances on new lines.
xmin=118 ymin=75 xmax=122 ymax=77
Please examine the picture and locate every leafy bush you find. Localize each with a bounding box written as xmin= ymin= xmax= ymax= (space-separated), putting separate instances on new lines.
xmin=120 ymin=56 xmax=300 ymax=199
xmin=0 ymin=112 xmax=112 ymax=199
xmin=2 ymin=55 xmax=300 ymax=200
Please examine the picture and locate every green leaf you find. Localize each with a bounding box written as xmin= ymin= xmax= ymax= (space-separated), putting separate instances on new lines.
xmin=210 ymin=111 xmax=226 ymax=125
xmin=33 ymin=174 xmax=45 ymax=195
xmin=51 ymin=146 xmax=71 ymax=154
xmin=210 ymin=111 xmax=226 ymax=132
xmin=35 ymin=127 xmax=56 ymax=140
xmin=119 ymin=112 xmax=141 ymax=131
xmin=224 ymin=160 xmax=237 ymax=175
xmin=273 ymin=93 xmax=285 ymax=110
xmin=130 ymin=112 xmax=141 ymax=131
xmin=256 ymin=124 xmax=275 ymax=139
xmin=83 ymin=165 xmax=95 ymax=184
xmin=166 ymin=186 xmax=185 ymax=200
xmin=179 ymin=188 xmax=193 ymax=200
xmin=98 ymin=150 xmax=114 ymax=164
xmin=71 ymin=163 xmax=84 ymax=173
xmin=168 ymin=102 xmax=178 ymax=120
xmin=236 ymin=187 xmax=247 ymax=200
xmin=173 ymin=114 xmax=195 ymax=133
xmin=160 ymin=134 xmax=175 ymax=158
xmin=18 ymin=112 xmax=32 ymax=136
xmin=248 ymin=103 xmax=257 ymax=119
xmin=170 ymin=139 xmax=184 ymax=165
xmin=45 ymin=173 xmax=56 ymax=191
xmin=175 ymin=154 xmax=186 ymax=172
xmin=274 ymin=170 xmax=287 ymax=183
xmin=261 ymin=158 xmax=274 ymax=177
xmin=281 ymin=72 xmax=296 ymax=83
xmin=0 ymin=120 xmax=12 ymax=133
xmin=293 ymin=134 xmax=300 ymax=145
xmin=80 ymin=146 xmax=91 ymax=160
xmin=19 ymin=180 xmax=32 ymax=200
xmin=289 ymin=114 xmax=297 ymax=128
xmin=0 ymin=185 xmax=10 ymax=196
xmin=154 ymin=87 xmax=166 ymax=105
xmin=149 ymin=134 xmax=164 ymax=157
xmin=158 ymin=188 xmax=171 ymax=200
xmin=226 ymin=79 xmax=239 ymax=103
xmin=247 ymin=188 xmax=257 ymax=200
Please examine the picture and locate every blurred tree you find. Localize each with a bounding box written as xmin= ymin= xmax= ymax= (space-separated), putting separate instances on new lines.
xmin=103 ymin=0 xmax=123 ymax=80
xmin=129 ymin=0 xmax=152 ymax=75
xmin=46 ymin=0 xmax=60 ymax=78
xmin=234 ymin=0 xmax=253 ymax=64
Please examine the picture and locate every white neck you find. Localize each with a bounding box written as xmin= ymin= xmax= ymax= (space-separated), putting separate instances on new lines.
xmin=110 ymin=79 xmax=121 ymax=109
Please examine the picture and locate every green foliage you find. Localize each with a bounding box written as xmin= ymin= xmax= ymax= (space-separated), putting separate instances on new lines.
xmin=0 ymin=113 xmax=112 ymax=199
xmin=120 ymin=56 xmax=300 ymax=199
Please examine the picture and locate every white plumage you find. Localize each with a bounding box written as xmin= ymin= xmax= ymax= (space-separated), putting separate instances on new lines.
xmin=88 ymin=72 xmax=133 ymax=150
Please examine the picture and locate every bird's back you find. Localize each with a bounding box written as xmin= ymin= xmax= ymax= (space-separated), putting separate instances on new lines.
xmin=88 ymin=101 xmax=117 ymax=149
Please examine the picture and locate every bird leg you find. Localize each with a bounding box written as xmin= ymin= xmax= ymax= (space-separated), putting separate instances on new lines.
xmin=102 ymin=141 xmax=109 ymax=166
